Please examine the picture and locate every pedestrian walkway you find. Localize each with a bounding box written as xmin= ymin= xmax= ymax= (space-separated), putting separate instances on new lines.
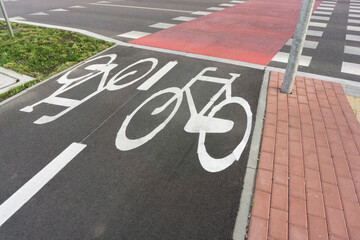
xmin=247 ymin=72 xmax=360 ymax=239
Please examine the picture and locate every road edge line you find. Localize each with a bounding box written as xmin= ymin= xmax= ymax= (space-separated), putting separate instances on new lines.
xmin=0 ymin=44 xmax=118 ymax=106
xmin=232 ymin=70 xmax=269 ymax=240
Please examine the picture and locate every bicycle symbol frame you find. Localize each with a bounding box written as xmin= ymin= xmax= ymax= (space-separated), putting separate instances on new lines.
xmin=20 ymin=54 xmax=252 ymax=172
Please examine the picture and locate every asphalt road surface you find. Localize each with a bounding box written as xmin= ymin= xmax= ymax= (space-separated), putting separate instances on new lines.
xmin=0 ymin=45 xmax=263 ymax=239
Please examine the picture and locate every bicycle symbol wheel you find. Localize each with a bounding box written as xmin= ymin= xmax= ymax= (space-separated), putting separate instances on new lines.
xmin=197 ymin=97 xmax=252 ymax=172
xmin=116 ymin=87 xmax=183 ymax=151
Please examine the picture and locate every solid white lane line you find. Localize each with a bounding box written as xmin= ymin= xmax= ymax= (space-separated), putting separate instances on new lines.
xmin=207 ymin=7 xmax=225 ymax=11
xmin=309 ymin=22 xmax=327 ymax=27
xmin=342 ymin=62 xmax=360 ymax=75
xmin=149 ymin=22 xmax=176 ymax=29
xmin=137 ymin=61 xmax=178 ymax=91
xmin=344 ymin=45 xmax=360 ymax=55
xmin=0 ymin=143 xmax=86 ymax=227
xmin=286 ymin=39 xmax=318 ymax=49
xmin=346 ymin=34 xmax=360 ymax=42
xmin=117 ymin=31 xmax=150 ymax=39
xmin=311 ymin=15 xmax=330 ymax=21
xmin=89 ymin=3 xmax=193 ymax=13
xmin=272 ymin=52 xmax=312 ymax=67
xmin=172 ymin=16 xmax=196 ymax=21
xmin=192 ymin=11 xmax=212 ymax=15
xmin=306 ymin=30 xmax=324 ymax=37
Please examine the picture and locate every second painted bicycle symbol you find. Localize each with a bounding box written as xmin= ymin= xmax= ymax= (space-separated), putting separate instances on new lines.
xmin=20 ymin=54 xmax=253 ymax=172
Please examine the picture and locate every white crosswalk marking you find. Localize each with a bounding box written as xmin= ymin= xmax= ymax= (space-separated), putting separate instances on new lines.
xmin=117 ymin=31 xmax=150 ymax=39
xmin=207 ymin=7 xmax=225 ymax=11
xmin=172 ymin=16 xmax=196 ymax=21
xmin=346 ymin=34 xmax=360 ymax=42
xmin=29 ymin=12 xmax=49 ymax=16
xmin=342 ymin=62 xmax=360 ymax=75
xmin=272 ymin=52 xmax=312 ymax=67
xmin=50 ymin=9 xmax=69 ymax=12
xmin=192 ymin=11 xmax=212 ymax=15
xmin=149 ymin=23 xmax=176 ymax=29
xmin=344 ymin=46 xmax=360 ymax=55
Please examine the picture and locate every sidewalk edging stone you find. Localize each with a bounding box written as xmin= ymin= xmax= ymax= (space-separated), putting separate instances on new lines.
xmin=233 ymin=70 xmax=270 ymax=240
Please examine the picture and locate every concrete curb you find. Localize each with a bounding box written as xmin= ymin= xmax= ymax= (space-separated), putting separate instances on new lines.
xmin=233 ymin=70 xmax=269 ymax=240
xmin=0 ymin=67 xmax=34 ymax=94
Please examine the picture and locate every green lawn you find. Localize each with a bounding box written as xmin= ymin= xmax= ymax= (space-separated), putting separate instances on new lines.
xmin=0 ymin=21 xmax=114 ymax=102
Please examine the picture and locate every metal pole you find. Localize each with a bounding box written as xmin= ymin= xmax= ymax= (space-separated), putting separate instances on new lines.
xmin=281 ymin=0 xmax=315 ymax=94
xmin=0 ymin=0 xmax=14 ymax=37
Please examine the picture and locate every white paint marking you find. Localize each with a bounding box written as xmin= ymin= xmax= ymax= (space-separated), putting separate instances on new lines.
xmin=192 ymin=11 xmax=212 ymax=15
xmin=286 ymin=39 xmax=318 ymax=49
xmin=309 ymin=21 xmax=327 ymax=27
xmin=306 ymin=30 xmax=324 ymax=37
xmin=342 ymin=62 xmax=360 ymax=75
xmin=350 ymin=9 xmax=360 ymax=13
xmin=350 ymin=3 xmax=360 ymax=6
xmin=89 ymin=3 xmax=193 ymax=13
xmin=137 ymin=61 xmax=178 ymax=91
xmin=272 ymin=52 xmax=312 ymax=67
xmin=344 ymin=45 xmax=360 ymax=55
xmin=313 ymin=10 xmax=332 ymax=15
xmin=317 ymin=7 xmax=334 ymax=10
xmin=149 ymin=22 xmax=176 ymax=29
xmin=96 ymin=1 xmax=111 ymax=3
xmin=50 ymin=9 xmax=69 ymax=12
xmin=346 ymin=34 xmax=360 ymax=42
xmin=347 ymin=25 xmax=360 ymax=32
xmin=349 ymin=13 xmax=360 ymax=18
xmin=10 ymin=16 xmax=26 ymax=21
xmin=231 ymin=0 xmax=245 ymax=3
xmin=29 ymin=12 xmax=49 ymax=16
xmin=320 ymin=3 xmax=336 ymax=7
xmin=219 ymin=3 xmax=235 ymax=7
xmin=349 ymin=18 xmax=360 ymax=24
xmin=117 ymin=31 xmax=150 ymax=39
xmin=69 ymin=5 xmax=86 ymax=9
xmin=172 ymin=16 xmax=196 ymax=21
xmin=0 ymin=143 xmax=86 ymax=227
xmin=311 ymin=15 xmax=330 ymax=21
xmin=207 ymin=7 xmax=225 ymax=11
xmin=350 ymin=6 xmax=360 ymax=9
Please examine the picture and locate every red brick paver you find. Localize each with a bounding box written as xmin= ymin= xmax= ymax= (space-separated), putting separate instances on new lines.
xmin=247 ymin=72 xmax=360 ymax=240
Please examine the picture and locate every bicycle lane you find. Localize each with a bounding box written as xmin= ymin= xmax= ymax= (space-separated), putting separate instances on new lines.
xmin=0 ymin=45 xmax=264 ymax=239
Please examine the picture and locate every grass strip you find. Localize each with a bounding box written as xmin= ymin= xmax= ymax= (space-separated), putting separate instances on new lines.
xmin=0 ymin=21 xmax=114 ymax=102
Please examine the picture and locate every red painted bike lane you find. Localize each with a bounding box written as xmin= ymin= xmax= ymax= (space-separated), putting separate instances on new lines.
xmin=131 ymin=0 xmax=322 ymax=66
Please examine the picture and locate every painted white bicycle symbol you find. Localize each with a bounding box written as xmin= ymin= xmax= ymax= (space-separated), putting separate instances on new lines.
xmin=116 ymin=67 xmax=252 ymax=172
xmin=20 ymin=54 xmax=252 ymax=172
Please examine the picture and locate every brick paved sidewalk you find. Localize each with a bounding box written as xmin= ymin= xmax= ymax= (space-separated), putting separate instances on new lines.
xmin=247 ymin=72 xmax=360 ymax=239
